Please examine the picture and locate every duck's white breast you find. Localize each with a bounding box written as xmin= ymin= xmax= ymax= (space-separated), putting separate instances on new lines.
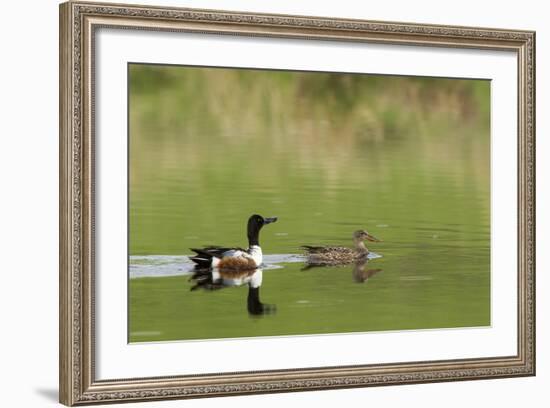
xmin=247 ymin=245 xmax=263 ymax=266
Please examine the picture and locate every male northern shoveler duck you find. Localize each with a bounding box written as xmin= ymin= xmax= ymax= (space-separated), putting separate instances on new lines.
xmin=189 ymin=214 xmax=278 ymax=270
xmin=302 ymin=229 xmax=381 ymax=266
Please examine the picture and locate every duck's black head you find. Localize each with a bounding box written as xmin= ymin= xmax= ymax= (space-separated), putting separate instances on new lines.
xmin=247 ymin=214 xmax=277 ymax=246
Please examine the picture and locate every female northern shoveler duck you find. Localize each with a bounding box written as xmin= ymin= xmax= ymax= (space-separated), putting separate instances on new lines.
xmin=302 ymin=229 xmax=381 ymax=266
xmin=189 ymin=214 xmax=278 ymax=270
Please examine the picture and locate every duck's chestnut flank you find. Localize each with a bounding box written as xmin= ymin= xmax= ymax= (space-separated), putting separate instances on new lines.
xmin=217 ymin=257 xmax=257 ymax=271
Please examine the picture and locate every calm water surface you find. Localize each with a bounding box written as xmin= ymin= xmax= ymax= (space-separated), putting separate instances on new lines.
xmin=128 ymin=66 xmax=490 ymax=342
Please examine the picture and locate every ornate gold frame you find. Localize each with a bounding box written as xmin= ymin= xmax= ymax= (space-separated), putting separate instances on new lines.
xmin=59 ymin=1 xmax=535 ymax=405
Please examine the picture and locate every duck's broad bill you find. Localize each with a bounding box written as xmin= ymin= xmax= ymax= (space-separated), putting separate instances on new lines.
xmin=128 ymin=63 xmax=490 ymax=343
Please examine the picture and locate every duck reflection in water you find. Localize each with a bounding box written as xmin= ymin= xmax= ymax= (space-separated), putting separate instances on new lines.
xmin=190 ymin=267 xmax=276 ymax=316
xmin=351 ymin=259 xmax=383 ymax=284
xmin=302 ymin=258 xmax=382 ymax=284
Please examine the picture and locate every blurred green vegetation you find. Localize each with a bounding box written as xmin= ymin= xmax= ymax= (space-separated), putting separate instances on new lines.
xmin=129 ymin=64 xmax=489 ymax=256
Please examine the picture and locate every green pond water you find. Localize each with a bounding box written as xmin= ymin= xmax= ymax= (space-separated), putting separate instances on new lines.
xmin=128 ymin=64 xmax=491 ymax=343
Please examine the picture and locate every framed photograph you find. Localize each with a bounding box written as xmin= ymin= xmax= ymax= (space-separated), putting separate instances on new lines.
xmin=59 ymin=1 xmax=535 ymax=405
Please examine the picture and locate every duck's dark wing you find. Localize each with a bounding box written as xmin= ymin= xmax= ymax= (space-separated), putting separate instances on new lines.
xmin=189 ymin=245 xmax=245 ymax=268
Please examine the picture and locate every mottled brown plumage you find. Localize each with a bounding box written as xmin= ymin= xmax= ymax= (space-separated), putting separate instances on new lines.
xmin=303 ymin=230 xmax=381 ymax=266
